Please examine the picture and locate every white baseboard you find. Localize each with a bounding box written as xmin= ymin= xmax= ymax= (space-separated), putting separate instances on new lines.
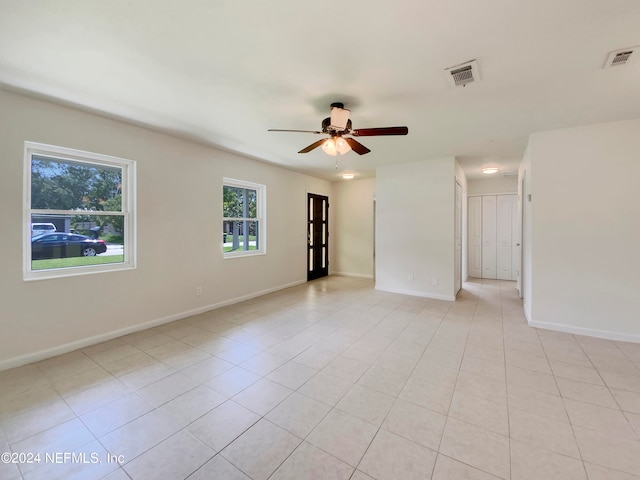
xmin=374 ymin=285 xmax=455 ymax=302
xmin=331 ymin=272 xmax=374 ymax=279
xmin=528 ymin=320 xmax=640 ymax=344
xmin=0 ymin=278 xmax=307 ymax=372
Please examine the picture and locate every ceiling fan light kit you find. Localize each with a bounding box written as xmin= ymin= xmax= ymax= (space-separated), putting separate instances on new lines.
xmin=322 ymin=136 xmax=351 ymax=156
xmin=268 ymin=102 xmax=408 ymax=157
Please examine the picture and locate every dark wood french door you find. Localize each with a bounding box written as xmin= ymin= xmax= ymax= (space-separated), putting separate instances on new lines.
xmin=307 ymin=193 xmax=329 ymax=281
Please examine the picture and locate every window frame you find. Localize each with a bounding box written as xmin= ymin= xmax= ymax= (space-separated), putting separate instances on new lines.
xmin=23 ymin=141 xmax=136 ymax=281
xmin=222 ymin=177 xmax=266 ymax=259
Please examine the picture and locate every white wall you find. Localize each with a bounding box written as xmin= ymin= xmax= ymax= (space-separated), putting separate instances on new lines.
xmin=467 ymin=176 xmax=518 ymax=195
xmin=331 ymin=178 xmax=375 ymax=278
xmin=526 ymin=118 xmax=640 ymax=342
xmin=0 ymin=90 xmax=332 ymax=369
xmin=375 ymin=157 xmax=456 ymax=301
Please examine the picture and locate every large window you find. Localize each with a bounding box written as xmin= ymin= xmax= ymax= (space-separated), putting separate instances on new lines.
xmin=24 ymin=142 xmax=136 ymax=280
xmin=223 ymin=178 xmax=265 ymax=258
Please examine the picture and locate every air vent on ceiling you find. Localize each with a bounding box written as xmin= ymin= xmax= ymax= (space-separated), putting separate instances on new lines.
xmin=603 ymin=46 xmax=638 ymax=68
xmin=444 ymin=60 xmax=480 ymax=87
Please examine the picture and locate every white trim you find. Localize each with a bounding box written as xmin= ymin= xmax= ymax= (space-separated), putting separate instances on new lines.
xmin=25 ymin=141 xmax=133 ymax=169
xmin=0 ymin=278 xmax=306 ymax=372
xmin=222 ymin=217 xmax=258 ymax=222
xmin=31 ymin=209 xmax=124 ymax=217
xmin=332 ymin=272 xmax=374 ymax=279
xmin=528 ymin=320 xmax=640 ymax=344
xmin=223 ymin=177 xmax=263 ymax=191
xmin=223 ymin=249 xmax=266 ymax=259
xmin=375 ymin=285 xmax=455 ymax=302
xmin=467 ymin=192 xmax=517 ymax=197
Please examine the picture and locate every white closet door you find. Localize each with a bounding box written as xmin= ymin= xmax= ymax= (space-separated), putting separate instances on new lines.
xmin=497 ymin=195 xmax=516 ymax=280
xmin=482 ymin=196 xmax=497 ymax=279
xmin=468 ymin=196 xmax=482 ymax=278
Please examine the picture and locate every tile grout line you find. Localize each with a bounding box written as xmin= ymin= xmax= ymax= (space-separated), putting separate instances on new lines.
xmin=535 ymin=326 xmax=590 ymax=478
xmin=500 ymin=280 xmax=513 ymax=480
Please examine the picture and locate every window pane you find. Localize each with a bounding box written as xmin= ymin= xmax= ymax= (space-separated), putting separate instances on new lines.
xmin=31 ymin=155 xmax=122 ymax=211
xmin=223 ymin=186 xmax=257 ymax=219
xmin=223 ymin=220 xmax=259 ymax=253
xmin=30 ymin=213 xmax=125 ymax=271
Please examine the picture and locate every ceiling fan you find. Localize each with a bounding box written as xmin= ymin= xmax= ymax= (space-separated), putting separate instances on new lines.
xmin=268 ymin=102 xmax=408 ymax=156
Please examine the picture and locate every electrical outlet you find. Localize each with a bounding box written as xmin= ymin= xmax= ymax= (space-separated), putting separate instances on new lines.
xmin=408 ymin=274 xmax=414 ymax=283
xmin=196 ymin=286 xmax=202 ymax=296
xmin=432 ymin=277 xmax=439 ymax=286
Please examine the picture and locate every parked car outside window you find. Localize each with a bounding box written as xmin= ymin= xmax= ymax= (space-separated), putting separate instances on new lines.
xmin=31 ymin=233 xmax=107 ymax=259
xmin=31 ymin=222 xmax=56 ymax=237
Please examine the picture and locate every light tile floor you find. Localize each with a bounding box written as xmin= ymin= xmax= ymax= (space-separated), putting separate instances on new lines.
xmin=1 ymin=276 xmax=640 ymax=480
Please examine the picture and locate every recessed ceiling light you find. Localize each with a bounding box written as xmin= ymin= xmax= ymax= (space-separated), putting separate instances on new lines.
xmin=482 ymin=167 xmax=499 ymax=175
xmin=341 ymin=173 xmax=355 ymax=180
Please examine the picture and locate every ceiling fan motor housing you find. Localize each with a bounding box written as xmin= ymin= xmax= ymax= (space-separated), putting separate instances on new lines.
xmin=322 ymin=117 xmax=352 ymax=134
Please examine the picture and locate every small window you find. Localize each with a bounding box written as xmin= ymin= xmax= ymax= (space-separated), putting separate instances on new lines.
xmin=24 ymin=142 xmax=136 ymax=280
xmin=223 ymin=178 xmax=266 ymax=258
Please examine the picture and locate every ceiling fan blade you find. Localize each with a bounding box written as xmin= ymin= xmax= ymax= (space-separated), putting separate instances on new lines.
xmin=350 ymin=126 xmax=409 ymax=137
xmin=268 ymin=129 xmax=323 ymax=134
xmin=344 ymin=138 xmax=371 ymax=155
xmin=298 ymin=138 xmax=327 ymax=154
xmin=330 ymin=105 xmax=351 ymax=130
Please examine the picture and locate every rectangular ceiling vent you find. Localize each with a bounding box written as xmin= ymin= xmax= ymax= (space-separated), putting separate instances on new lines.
xmin=603 ymin=46 xmax=638 ymax=68
xmin=445 ymin=60 xmax=480 ymax=87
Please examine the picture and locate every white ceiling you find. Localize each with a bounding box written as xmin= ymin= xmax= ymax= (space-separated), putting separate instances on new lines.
xmin=1 ymin=1 xmax=639 ymax=181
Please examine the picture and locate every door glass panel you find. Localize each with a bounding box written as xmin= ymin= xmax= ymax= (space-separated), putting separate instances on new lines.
xmin=322 ymin=247 xmax=326 ymax=268
xmin=309 ymin=249 xmax=313 ymax=271
xmin=309 ymin=198 xmax=314 ymax=221
xmin=309 ymin=224 xmax=313 ymax=246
